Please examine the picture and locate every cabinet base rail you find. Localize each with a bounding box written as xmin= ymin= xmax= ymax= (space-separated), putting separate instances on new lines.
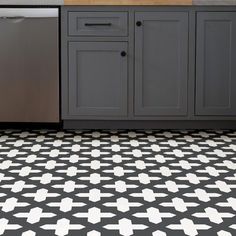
xmin=63 ymin=120 xmax=236 ymax=130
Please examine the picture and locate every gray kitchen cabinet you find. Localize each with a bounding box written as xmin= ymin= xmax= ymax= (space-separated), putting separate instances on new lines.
xmin=196 ymin=12 xmax=236 ymax=116
xmin=134 ymin=12 xmax=189 ymax=116
xmin=68 ymin=42 xmax=128 ymax=117
xmin=62 ymin=7 xmax=236 ymax=129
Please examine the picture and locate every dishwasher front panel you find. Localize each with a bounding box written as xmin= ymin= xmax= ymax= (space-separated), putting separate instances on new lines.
xmin=0 ymin=8 xmax=59 ymax=123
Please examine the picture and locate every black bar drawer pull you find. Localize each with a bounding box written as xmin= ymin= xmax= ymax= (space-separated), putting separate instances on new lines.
xmin=84 ymin=23 xmax=112 ymax=26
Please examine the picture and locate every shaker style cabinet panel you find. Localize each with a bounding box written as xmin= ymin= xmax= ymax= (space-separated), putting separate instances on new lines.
xmin=134 ymin=12 xmax=189 ymax=116
xmin=196 ymin=12 xmax=236 ymax=116
xmin=68 ymin=42 xmax=128 ymax=117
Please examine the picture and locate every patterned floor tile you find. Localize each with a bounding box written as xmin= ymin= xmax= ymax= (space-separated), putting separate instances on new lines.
xmin=0 ymin=129 xmax=235 ymax=236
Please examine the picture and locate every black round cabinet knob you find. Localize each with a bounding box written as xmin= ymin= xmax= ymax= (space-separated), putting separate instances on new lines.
xmin=121 ymin=51 xmax=127 ymax=57
xmin=136 ymin=21 xmax=142 ymax=27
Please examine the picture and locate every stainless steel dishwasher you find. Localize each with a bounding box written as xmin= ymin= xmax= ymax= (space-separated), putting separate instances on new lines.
xmin=0 ymin=8 xmax=59 ymax=123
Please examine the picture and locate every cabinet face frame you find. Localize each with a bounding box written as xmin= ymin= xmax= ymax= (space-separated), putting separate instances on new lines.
xmin=195 ymin=12 xmax=236 ymax=116
xmin=134 ymin=11 xmax=189 ymax=117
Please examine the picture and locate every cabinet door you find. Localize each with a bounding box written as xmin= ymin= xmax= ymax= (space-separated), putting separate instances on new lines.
xmin=196 ymin=12 xmax=236 ymax=116
xmin=68 ymin=42 xmax=128 ymax=117
xmin=135 ymin=12 xmax=188 ymax=116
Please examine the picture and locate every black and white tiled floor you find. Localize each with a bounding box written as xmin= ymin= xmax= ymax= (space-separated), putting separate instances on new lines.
xmin=0 ymin=129 xmax=236 ymax=236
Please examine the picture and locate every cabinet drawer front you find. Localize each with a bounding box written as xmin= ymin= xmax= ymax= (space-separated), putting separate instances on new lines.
xmin=68 ymin=12 xmax=128 ymax=36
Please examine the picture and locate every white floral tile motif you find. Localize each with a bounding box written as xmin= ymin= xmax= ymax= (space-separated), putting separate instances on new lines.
xmin=0 ymin=129 xmax=235 ymax=236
